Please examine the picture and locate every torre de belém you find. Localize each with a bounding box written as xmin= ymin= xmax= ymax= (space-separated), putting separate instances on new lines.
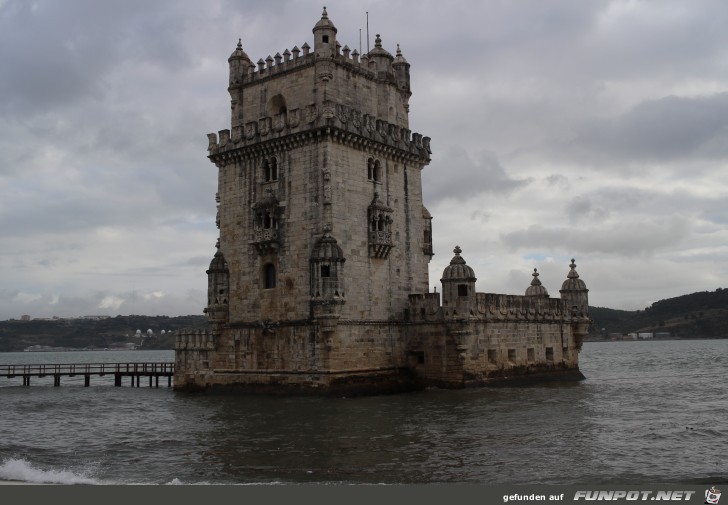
xmin=174 ymin=8 xmax=591 ymax=394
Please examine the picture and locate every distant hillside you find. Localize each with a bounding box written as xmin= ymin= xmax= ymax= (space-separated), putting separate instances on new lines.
xmin=0 ymin=315 xmax=208 ymax=352
xmin=589 ymin=288 xmax=728 ymax=339
xmin=3 ymin=289 xmax=725 ymax=351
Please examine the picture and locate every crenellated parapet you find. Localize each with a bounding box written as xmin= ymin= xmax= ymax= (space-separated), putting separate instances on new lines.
xmin=228 ymin=33 xmax=406 ymax=90
xmin=408 ymin=291 xmax=571 ymax=323
xmin=207 ymin=104 xmax=431 ymax=162
xmin=408 ymin=293 xmax=443 ymax=321
xmin=176 ymin=328 xmax=216 ymax=350
xmin=474 ymin=293 xmax=566 ymax=321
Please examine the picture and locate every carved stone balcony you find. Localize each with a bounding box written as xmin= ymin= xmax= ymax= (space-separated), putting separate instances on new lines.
xmin=252 ymin=228 xmax=280 ymax=255
xmin=369 ymin=230 xmax=393 ymax=259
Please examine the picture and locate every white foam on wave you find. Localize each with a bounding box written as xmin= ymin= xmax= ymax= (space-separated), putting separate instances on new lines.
xmin=0 ymin=458 xmax=101 ymax=485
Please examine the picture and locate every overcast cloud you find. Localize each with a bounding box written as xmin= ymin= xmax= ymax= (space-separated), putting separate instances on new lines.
xmin=2 ymin=0 xmax=727 ymax=320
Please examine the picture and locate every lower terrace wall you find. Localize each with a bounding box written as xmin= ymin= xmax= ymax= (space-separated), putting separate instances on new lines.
xmin=174 ymin=312 xmax=586 ymax=393
xmin=404 ymin=319 xmax=584 ymax=388
xmin=174 ymin=321 xmax=417 ymax=394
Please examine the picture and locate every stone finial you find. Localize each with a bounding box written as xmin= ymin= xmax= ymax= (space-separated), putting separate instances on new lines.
xmin=525 ymin=268 xmax=549 ymax=297
xmin=351 ymin=49 xmax=359 ymax=63
xmin=283 ymin=48 xmax=291 ymax=62
xmin=237 ymin=38 xmax=242 ymax=50
xmin=257 ymin=58 xmax=265 ymax=71
xmin=342 ymin=45 xmax=350 ymax=58
xmin=321 ymin=6 xmax=328 ymax=19
xmin=266 ymin=55 xmax=274 ymax=68
xmin=375 ymin=34 xmax=382 ymax=48
xmin=394 ymin=43 xmax=408 ymax=64
xmin=292 ymin=46 xmax=300 ymax=59
xmin=568 ymin=259 xmax=579 ymax=278
xmin=274 ymin=52 xmax=282 ymax=65
xmin=449 ymin=246 xmax=465 ymax=265
xmin=302 ymin=42 xmax=310 ymax=55
xmin=531 ymin=268 xmax=541 ymax=285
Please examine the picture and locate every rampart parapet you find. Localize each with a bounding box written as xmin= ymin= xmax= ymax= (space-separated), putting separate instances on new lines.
xmin=206 ymin=106 xmax=430 ymax=161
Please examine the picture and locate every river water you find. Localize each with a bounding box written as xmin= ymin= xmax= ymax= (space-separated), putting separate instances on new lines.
xmin=0 ymin=340 xmax=725 ymax=485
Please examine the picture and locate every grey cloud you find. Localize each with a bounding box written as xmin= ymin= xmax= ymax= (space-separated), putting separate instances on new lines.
xmin=565 ymin=93 xmax=728 ymax=167
xmin=0 ymin=0 xmax=169 ymax=115
xmin=501 ymin=216 xmax=690 ymax=257
xmin=423 ymin=146 xmax=529 ymax=204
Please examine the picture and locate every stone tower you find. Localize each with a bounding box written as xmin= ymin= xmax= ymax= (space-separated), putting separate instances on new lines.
xmin=175 ymin=8 xmax=590 ymax=393
xmin=175 ymin=8 xmax=433 ymax=392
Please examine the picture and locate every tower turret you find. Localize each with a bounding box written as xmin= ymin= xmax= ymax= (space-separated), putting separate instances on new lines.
xmin=312 ymin=6 xmax=337 ymax=58
xmin=559 ymin=259 xmax=589 ymax=317
xmin=228 ymin=39 xmax=253 ymax=128
xmin=368 ymin=33 xmax=394 ymax=75
xmin=392 ymin=44 xmax=411 ymax=95
xmin=440 ymin=246 xmax=477 ymax=318
xmin=204 ymin=240 xmax=230 ymax=327
xmin=228 ymin=39 xmax=253 ymax=86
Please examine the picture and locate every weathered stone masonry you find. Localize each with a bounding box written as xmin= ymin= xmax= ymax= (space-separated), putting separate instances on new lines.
xmin=175 ymin=8 xmax=590 ymax=393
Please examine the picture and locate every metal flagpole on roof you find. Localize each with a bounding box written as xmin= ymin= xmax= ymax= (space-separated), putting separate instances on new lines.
xmin=366 ymin=11 xmax=370 ymax=54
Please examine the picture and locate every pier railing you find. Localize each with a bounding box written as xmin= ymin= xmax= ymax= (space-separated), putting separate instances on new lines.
xmin=0 ymin=362 xmax=175 ymax=387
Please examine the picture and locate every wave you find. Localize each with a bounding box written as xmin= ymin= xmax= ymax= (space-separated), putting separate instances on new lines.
xmin=0 ymin=458 xmax=101 ymax=485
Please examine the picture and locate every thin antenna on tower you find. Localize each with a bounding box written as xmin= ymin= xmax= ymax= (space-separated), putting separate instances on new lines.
xmin=366 ymin=11 xmax=370 ymax=54
xmin=359 ymin=28 xmax=362 ymax=55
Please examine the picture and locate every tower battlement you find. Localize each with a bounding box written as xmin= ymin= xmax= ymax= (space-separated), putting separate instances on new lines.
xmin=207 ymin=108 xmax=430 ymax=161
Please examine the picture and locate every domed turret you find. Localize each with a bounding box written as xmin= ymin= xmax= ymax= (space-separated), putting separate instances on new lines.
xmin=208 ymin=245 xmax=228 ymax=275
xmin=310 ymin=232 xmax=346 ymax=304
xmin=392 ymin=44 xmax=411 ymax=93
xmin=205 ymin=240 xmax=229 ymax=325
xmin=368 ymin=33 xmax=394 ymax=73
xmin=440 ymin=246 xmax=477 ymax=316
xmin=228 ymin=39 xmax=253 ymax=85
xmin=525 ymin=268 xmax=549 ymax=298
xmin=313 ymin=6 xmax=337 ymax=58
xmin=559 ymin=259 xmax=589 ymax=317
xmin=441 ymin=246 xmax=476 ymax=282
xmin=310 ymin=232 xmax=345 ymax=263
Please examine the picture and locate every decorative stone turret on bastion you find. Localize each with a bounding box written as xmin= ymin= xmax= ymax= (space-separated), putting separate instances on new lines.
xmin=560 ymin=259 xmax=590 ymax=348
xmin=441 ymin=246 xmax=477 ymax=319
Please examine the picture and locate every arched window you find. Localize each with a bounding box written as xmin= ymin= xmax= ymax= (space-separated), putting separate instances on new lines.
xmin=270 ymin=158 xmax=278 ymax=181
xmin=268 ymin=94 xmax=287 ymax=117
xmin=367 ymin=158 xmax=382 ymax=183
xmin=264 ymin=263 xmax=276 ymax=289
xmin=263 ymin=157 xmax=279 ymax=182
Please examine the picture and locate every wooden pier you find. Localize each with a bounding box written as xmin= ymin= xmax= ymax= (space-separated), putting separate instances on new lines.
xmin=0 ymin=362 xmax=174 ymax=388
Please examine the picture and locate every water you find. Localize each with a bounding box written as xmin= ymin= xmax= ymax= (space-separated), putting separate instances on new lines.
xmin=0 ymin=341 xmax=726 ymax=485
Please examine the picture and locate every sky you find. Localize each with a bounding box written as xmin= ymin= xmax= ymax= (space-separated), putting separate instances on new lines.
xmin=2 ymin=0 xmax=728 ymax=320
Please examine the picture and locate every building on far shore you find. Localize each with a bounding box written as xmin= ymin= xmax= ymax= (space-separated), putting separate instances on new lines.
xmin=174 ymin=8 xmax=591 ymax=394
